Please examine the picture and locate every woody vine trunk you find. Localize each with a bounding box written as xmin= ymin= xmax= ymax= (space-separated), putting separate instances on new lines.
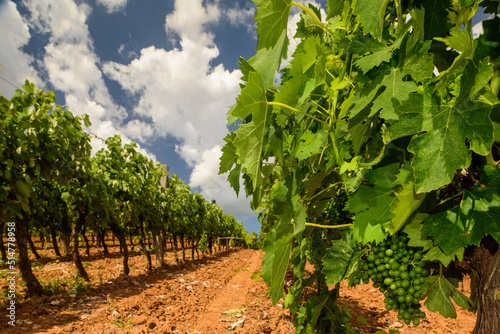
xmin=16 ymin=213 xmax=42 ymax=295
xmin=470 ymin=237 xmax=500 ymax=334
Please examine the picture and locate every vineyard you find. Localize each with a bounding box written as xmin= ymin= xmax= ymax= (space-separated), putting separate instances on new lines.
xmin=0 ymin=82 xmax=247 ymax=301
xmin=0 ymin=239 xmax=476 ymax=334
xmin=1 ymin=0 xmax=500 ymax=333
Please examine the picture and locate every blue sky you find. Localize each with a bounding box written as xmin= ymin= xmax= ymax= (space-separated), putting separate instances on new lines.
xmin=0 ymin=0 xmax=490 ymax=234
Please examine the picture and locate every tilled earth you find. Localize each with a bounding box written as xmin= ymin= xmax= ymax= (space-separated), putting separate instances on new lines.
xmin=0 ymin=244 xmax=476 ymax=333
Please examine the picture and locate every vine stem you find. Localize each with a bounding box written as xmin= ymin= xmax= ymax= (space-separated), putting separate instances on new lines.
xmin=291 ymin=1 xmax=339 ymax=39
xmin=486 ymin=68 xmax=500 ymax=167
xmin=305 ymin=222 xmax=353 ymax=229
xmin=394 ymin=0 xmax=404 ymax=34
xmin=303 ymin=181 xmax=342 ymax=201
xmin=268 ymin=101 xmax=346 ymax=125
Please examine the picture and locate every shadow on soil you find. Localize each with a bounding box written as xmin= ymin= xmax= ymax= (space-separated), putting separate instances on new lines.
xmin=0 ymin=244 xmax=243 ymax=334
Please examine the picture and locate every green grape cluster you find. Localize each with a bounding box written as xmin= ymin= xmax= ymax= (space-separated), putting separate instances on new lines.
xmin=321 ymin=189 xmax=349 ymax=225
xmin=353 ymin=233 xmax=429 ymax=326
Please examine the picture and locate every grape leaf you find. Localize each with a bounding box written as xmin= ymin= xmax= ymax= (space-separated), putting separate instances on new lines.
xmin=423 ymin=245 xmax=464 ymax=267
xmin=251 ymin=0 xmax=291 ymax=87
xmin=349 ymin=29 xmax=407 ymax=74
xmin=219 ymin=133 xmax=237 ymax=174
xmin=273 ymin=36 xmax=322 ymax=108
xmin=349 ymin=39 xmax=434 ymax=121
xmin=346 ymin=163 xmax=399 ymax=244
xmin=250 ymin=30 xmax=289 ymax=88
xmin=231 ymin=72 xmax=268 ymax=190
xmin=434 ymin=28 xmax=476 ymax=92
xmin=424 ymin=275 xmax=459 ymax=318
xmin=451 ymin=288 xmax=474 ymax=310
xmin=295 ymin=130 xmax=327 ymax=161
xmin=322 ymin=239 xmax=355 ymax=285
xmin=326 ymin=0 xmax=343 ymax=19
xmin=423 ymin=166 xmax=500 ymax=254
xmin=421 ymin=0 xmax=452 ymax=40
xmin=387 ymin=164 xmax=425 ymax=234
xmin=263 ymin=233 xmax=293 ymax=304
xmin=347 ymin=163 xmax=425 ymax=243
xmin=403 ymin=213 xmax=432 ymax=247
xmin=253 ymin=0 xmax=291 ymax=51
xmin=227 ymin=164 xmax=242 ymax=196
xmin=353 ymin=0 xmax=390 ymax=41
xmin=388 ymin=89 xmax=493 ymax=193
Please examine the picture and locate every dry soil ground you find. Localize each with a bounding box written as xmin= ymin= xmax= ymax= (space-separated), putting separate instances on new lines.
xmin=0 ymin=243 xmax=476 ymax=334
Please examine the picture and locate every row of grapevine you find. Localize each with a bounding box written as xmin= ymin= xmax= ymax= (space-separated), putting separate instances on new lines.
xmin=221 ymin=0 xmax=499 ymax=333
xmin=0 ymin=81 xmax=247 ymax=296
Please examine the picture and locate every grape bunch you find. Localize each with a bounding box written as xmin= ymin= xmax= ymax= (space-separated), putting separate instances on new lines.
xmin=353 ymin=233 xmax=429 ymax=326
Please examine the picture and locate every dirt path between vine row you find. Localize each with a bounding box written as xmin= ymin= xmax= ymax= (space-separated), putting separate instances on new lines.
xmin=1 ymin=246 xmax=476 ymax=334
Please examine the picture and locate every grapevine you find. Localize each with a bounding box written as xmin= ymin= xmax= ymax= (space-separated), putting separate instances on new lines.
xmin=220 ymin=0 xmax=500 ymax=333
xmin=0 ymin=81 xmax=248 ymax=295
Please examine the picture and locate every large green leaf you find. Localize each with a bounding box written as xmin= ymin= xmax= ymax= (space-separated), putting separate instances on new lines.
xmin=232 ymin=72 xmax=268 ymax=190
xmin=408 ymin=98 xmax=492 ymax=193
xmin=424 ymin=275 xmax=458 ymax=318
xmin=264 ymin=233 xmax=293 ymax=304
xmin=435 ymin=28 xmax=476 ymax=91
xmin=251 ymin=0 xmax=291 ymax=87
xmin=388 ymin=59 xmax=494 ymax=194
xmin=346 ymin=163 xmax=398 ymax=244
xmin=423 ymin=166 xmax=500 ymax=254
xmin=322 ymin=239 xmax=355 ymax=285
xmin=347 ymin=163 xmax=425 ymax=244
xmin=253 ymin=0 xmax=292 ymax=50
xmin=349 ymin=39 xmax=434 ymax=122
xmin=424 ymin=274 xmax=473 ymax=318
xmin=273 ymin=35 xmax=322 ymax=107
xmin=295 ymin=130 xmax=328 ymax=161
xmin=421 ymin=0 xmax=452 ymax=40
xmin=387 ymin=164 xmax=425 ymax=234
xmin=353 ymin=0 xmax=389 ymax=41
xmin=250 ymin=30 xmax=289 ymax=88
xmin=219 ymin=133 xmax=237 ymax=174
xmin=349 ymin=29 xmax=408 ymax=74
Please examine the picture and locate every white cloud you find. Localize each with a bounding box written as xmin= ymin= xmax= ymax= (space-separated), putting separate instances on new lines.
xmin=189 ymin=146 xmax=256 ymax=218
xmin=103 ymin=44 xmax=242 ymax=158
xmin=103 ymin=0 xmax=251 ymax=220
xmin=223 ymin=3 xmax=256 ymax=34
xmin=165 ymin=0 xmax=220 ymax=47
xmin=103 ymin=0 xmax=243 ymax=166
xmin=96 ymin=0 xmax=128 ymax=13
xmin=0 ymin=1 xmax=41 ymax=97
xmin=118 ymin=43 xmax=138 ymax=60
xmin=15 ymin=0 xmax=155 ymax=160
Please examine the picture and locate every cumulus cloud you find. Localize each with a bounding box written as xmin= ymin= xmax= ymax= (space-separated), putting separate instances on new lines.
xmin=223 ymin=2 xmax=256 ymax=34
xmin=0 ymin=1 xmax=41 ymax=97
xmin=16 ymin=0 xmax=155 ymax=160
xmin=103 ymin=0 xmax=242 ymax=165
xmin=189 ymin=146 xmax=256 ymax=218
xmin=103 ymin=0 xmax=254 ymax=219
xmin=96 ymin=0 xmax=128 ymax=13
xmin=165 ymin=0 xmax=220 ymax=47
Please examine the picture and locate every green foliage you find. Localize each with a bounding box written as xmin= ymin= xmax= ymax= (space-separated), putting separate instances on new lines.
xmin=221 ymin=0 xmax=499 ymax=332
xmin=41 ymin=274 xmax=91 ymax=296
